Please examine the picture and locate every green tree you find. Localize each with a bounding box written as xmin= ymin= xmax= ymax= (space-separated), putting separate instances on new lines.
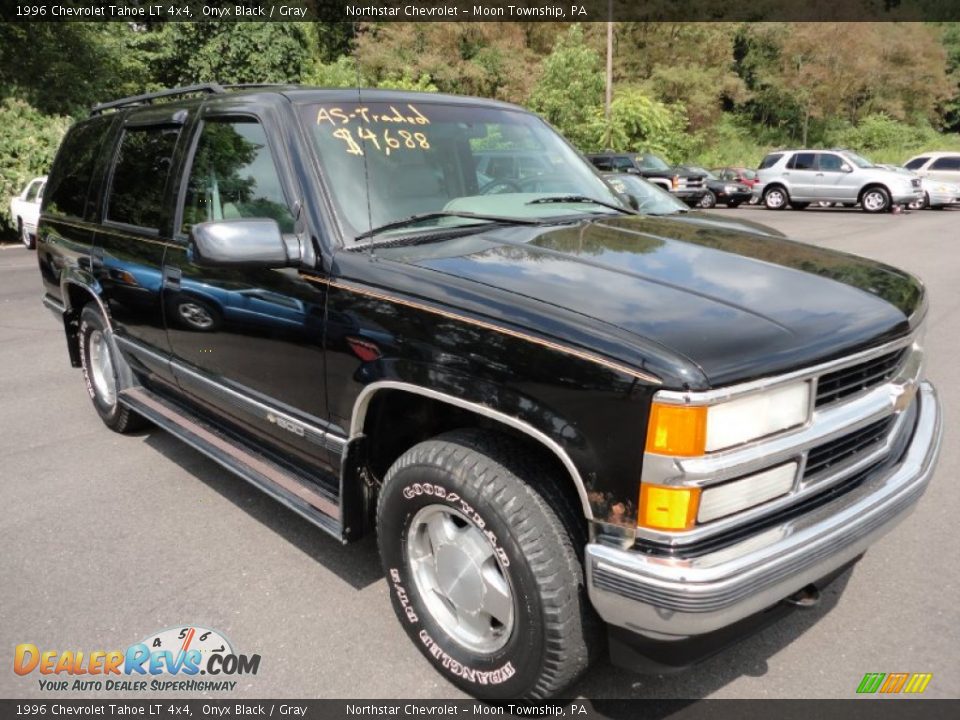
xmin=528 ymin=25 xmax=604 ymax=149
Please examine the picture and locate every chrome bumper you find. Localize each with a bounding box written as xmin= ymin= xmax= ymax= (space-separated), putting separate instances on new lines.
xmin=586 ymin=381 xmax=942 ymax=639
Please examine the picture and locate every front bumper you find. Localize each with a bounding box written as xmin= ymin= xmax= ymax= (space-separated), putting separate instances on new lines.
xmin=892 ymin=188 xmax=924 ymax=205
xmin=586 ymin=381 xmax=941 ymax=640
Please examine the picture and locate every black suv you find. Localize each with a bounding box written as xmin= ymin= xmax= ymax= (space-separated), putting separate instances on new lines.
xmin=38 ymin=85 xmax=941 ymax=699
xmin=586 ymin=151 xmax=707 ymax=205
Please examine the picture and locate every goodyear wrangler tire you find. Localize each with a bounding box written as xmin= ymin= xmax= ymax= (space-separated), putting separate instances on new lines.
xmin=376 ymin=429 xmax=596 ymax=699
xmin=79 ymin=304 xmax=147 ymax=433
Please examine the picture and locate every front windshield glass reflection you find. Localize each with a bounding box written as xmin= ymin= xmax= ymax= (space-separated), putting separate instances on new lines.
xmin=299 ymin=100 xmax=624 ymax=239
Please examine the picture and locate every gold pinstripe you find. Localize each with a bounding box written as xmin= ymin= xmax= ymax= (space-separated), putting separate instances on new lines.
xmin=301 ymin=273 xmax=660 ymax=384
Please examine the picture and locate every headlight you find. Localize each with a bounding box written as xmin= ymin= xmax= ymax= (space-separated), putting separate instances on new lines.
xmin=639 ymin=382 xmax=811 ymax=531
xmin=644 ymin=381 xmax=811 ymax=456
xmin=724 ymin=184 xmax=738 ymax=194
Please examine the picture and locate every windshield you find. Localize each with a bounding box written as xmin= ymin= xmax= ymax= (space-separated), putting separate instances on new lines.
xmin=300 ymin=100 xmax=624 ymax=240
xmin=636 ymin=154 xmax=671 ymax=171
xmin=604 ymin=173 xmax=689 ymax=214
xmin=843 ymin=151 xmax=875 ymax=169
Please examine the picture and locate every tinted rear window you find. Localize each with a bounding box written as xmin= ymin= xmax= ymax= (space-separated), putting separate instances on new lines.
xmin=929 ymin=156 xmax=960 ymax=171
xmin=904 ymin=157 xmax=929 ymax=170
xmin=44 ymin=121 xmax=110 ymax=220
xmin=758 ymin=153 xmax=782 ymax=170
xmin=107 ymin=126 xmax=181 ymax=230
xmin=788 ymin=153 xmax=817 ymax=170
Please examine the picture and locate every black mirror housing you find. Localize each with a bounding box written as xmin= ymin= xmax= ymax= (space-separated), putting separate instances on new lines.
xmin=189 ymin=219 xmax=298 ymax=268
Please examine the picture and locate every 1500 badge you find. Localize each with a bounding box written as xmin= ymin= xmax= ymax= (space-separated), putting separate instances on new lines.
xmin=267 ymin=413 xmax=305 ymax=437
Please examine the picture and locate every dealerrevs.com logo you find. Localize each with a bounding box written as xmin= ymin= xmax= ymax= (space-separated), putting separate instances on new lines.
xmin=13 ymin=626 xmax=261 ymax=692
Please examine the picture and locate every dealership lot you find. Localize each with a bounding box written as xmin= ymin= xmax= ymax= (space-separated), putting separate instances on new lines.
xmin=1 ymin=206 xmax=957 ymax=700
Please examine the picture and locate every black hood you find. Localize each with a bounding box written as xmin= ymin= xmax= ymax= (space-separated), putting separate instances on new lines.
xmin=381 ymin=215 xmax=924 ymax=387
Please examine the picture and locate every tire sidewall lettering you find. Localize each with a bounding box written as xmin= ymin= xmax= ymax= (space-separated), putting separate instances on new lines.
xmin=400 ymin=480 xmax=509 ymax=568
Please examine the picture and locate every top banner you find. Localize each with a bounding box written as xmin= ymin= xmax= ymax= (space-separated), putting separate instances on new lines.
xmin=3 ymin=0 xmax=960 ymax=22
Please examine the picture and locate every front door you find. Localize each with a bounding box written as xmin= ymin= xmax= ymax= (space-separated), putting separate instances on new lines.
xmin=163 ymin=113 xmax=337 ymax=476
xmin=812 ymin=152 xmax=858 ymax=203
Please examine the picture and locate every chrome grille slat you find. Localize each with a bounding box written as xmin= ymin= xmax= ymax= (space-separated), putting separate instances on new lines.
xmin=804 ymin=416 xmax=895 ymax=478
xmin=816 ymin=348 xmax=907 ymax=407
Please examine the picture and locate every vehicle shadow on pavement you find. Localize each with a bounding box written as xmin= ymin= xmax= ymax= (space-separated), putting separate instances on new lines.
xmin=142 ymin=430 xmax=385 ymax=591
xmin=569 ymin=569 xmax=854 ymax=707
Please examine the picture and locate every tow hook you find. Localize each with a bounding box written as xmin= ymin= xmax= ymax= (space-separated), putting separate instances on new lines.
xmin=784 ymin=584 xmax=821 ymax=609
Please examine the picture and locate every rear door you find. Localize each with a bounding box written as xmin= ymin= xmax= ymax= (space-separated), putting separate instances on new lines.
xmin=94 ymin=108 xmax=193 ymax=389
xmin=162 ymin=105 xmax=337 ymax=476
xmin=785 ymin=152 xmax=818 ymax=200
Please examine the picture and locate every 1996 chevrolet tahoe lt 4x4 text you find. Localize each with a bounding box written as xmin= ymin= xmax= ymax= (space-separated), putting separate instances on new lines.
xmin=37 ymin=85 xmax=943 ymax=699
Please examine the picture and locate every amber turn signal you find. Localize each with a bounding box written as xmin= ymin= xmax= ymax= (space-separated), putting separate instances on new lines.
xmin=638 ymin=484 xmax=701 ymax=531
xmin=644 ymin=402 xmax=707 ymax=457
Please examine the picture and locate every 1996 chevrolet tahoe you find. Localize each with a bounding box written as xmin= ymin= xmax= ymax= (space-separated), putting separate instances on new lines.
xmin=37 ymin=85 xmax=943 ymax=699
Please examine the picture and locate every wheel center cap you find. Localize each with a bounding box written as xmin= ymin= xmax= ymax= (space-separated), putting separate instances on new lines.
xmin=434 ymin=545 xmax=483 ymax=613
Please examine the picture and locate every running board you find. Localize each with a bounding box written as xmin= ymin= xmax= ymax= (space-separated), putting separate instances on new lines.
xmin=119 ymin=386 xmax=343 ymax=541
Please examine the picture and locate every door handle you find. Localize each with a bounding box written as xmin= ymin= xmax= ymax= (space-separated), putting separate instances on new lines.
xmin=815 ymin=173 xmax=824 ymax=176
xmin=162 ymin=265 xmax=182 ymax=291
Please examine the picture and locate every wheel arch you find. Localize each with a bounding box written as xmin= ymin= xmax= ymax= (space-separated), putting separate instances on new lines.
xmin=60 ymin=277 xmax=112 ymax=367
xmin=350 ymin=381 xmax=594 ymax=522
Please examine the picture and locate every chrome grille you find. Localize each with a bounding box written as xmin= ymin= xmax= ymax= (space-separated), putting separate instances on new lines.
xmin=815 ymin=348 xmax=907 ymax=408
xmin=804 ymin=416 xmax=895 ymax=479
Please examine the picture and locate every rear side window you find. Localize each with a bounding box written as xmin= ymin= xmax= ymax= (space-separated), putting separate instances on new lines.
xmin=787 ymin=153 xmax=817 ymax=170
xmin=45 ymin=121 xmax=109 ymax=220
xmin=107 ymin=126 xmax=181 ymax=230
xmin=758 ymin=154 xmax=782 ymax=170
xmin=590 ymin=156 xmax=613 ymax=171
xmin=929 ymin=156 xmax=960 ymax=171
xmin=612 ymin=156 xmax=635 ymax=171
xmin=904 ymin=157 xmax=929 ymax=170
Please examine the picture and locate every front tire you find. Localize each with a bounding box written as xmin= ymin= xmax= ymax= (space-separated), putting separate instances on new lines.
xmin=19 ymin=219 xmax=35 ymax=250
xmin=377 ymin=430 xmax=596 ymax=699
xmin=861 ymin=187 xmax=891 ymax=213
xmin=699 ymin=190 xmax=717 ymax=209
xmin=79 ymin=304 xmax=147 ymax=433
xmin=763 ymin=186 xmax=789 ymax=210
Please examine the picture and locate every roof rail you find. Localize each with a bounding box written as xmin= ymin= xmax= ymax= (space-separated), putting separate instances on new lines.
xmin=90 ymin=83 xmax=226 ymax=116
xmin=220 ymin=83 xmax=294 ymax=90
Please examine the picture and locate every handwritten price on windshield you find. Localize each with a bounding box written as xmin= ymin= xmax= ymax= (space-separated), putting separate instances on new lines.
xmin=332 ymin=127 xmax=431 ymax=157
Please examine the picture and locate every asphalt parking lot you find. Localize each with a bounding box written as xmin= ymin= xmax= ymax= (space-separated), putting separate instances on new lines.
xmin=1 ymin=205 xmax=957 ymax=701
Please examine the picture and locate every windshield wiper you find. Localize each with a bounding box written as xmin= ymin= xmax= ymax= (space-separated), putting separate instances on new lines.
xmin=525 ymin=195 xmax=637 ymax=215
xmin=355 ymin=211 xmax=543 ymax=241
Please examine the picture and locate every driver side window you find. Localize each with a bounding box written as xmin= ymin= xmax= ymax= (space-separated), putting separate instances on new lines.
xmin=818 ymin=154 xmax=844 ymax=172
xmin=181 ymin=119 xmax=294 ymax=236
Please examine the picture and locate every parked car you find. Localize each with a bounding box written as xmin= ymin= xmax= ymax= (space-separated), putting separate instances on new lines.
xmin=680 ymin=166 xmax=753 ymax=208
xmin=903 ymin=152 xmax=960 ymax=186
xmin=754 ymin=149 xmax=922 ymax=213
xmin=9 ymin=175 xmax=46 ymax=249
xmin=38 ymin=85 xmax=941 ymax=699
xmin=711 ymin=166 xmax=758 ymax=188
xmin=586 ymin=151 xmax=707 ymax=206
xmin=602 ymin=172 xmax=785 ymax=237
xmin=878 ymin=164 xmax=960 ymax=210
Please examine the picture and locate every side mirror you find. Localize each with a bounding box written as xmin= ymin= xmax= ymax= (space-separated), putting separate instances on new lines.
xmin=626 ymin=167 xmax=640 ymax=175
xmin=189 ymin=219 xmax=299 ymax=268
xmin=841 ymin=163 xmax=853 ymax=173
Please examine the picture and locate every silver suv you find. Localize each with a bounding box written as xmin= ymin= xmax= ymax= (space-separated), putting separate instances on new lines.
xmin=755 ymin=149 xmax=923 ymax=213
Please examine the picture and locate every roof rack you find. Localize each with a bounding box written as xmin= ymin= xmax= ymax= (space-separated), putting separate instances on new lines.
xmin=89 ymin=83 xmax=225 ymax=116
xmin=220 ymin=83 xmax=294 ymax=90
